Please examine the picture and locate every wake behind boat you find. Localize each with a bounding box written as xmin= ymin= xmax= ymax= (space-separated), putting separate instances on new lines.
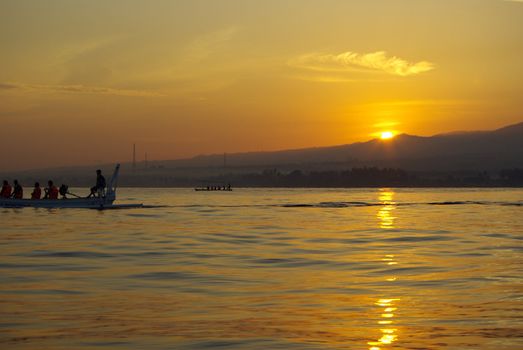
xmin=0 ymin=164 xmax=142 ymax=209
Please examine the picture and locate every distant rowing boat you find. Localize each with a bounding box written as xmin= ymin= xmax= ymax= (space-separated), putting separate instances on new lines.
xmin=0 ymin=164 xmax=142 ymax=209
xmin=194 ymin=187 xmax=232 ymax=192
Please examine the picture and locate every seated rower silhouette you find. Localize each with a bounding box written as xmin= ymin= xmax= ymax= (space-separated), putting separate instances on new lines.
xmin=44 ymin=180 xmax=59 ymax=199
xmin=88 ymin=169 xmax=106 ymax=198
xmin=11 ymin=180 xmax=23 ymax=199
xmin=31 ymin=182 xmax=42 ymax=200
xmin=1 ymin=180 xmax=12 ymax=198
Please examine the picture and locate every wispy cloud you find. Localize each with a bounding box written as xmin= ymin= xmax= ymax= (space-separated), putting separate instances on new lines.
xmin=290 ymin=75 xmax=361 ymax=83
xmin=289 ymin=51 xmax=435 ymax=77
xmin=0 ymin=82 xmax=164 ymax=97
xmin=364 ymin=99 xmax=482 ymax=108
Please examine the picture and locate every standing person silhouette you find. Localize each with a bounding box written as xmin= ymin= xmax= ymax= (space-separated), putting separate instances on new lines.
xmin=88 ymin=169 xmax=106 ymax=198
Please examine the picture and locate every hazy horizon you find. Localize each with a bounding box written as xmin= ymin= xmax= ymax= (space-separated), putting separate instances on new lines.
xmin=0 ymin=120 xmax=519 ymax=173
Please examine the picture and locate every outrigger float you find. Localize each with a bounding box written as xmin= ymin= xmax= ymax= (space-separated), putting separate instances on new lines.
xmin=0 ymin=164 xmax=143 ymax=209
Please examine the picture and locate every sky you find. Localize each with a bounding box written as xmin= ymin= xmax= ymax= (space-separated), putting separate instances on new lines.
xmin=1 ymin=0 xmax=522 ymax=171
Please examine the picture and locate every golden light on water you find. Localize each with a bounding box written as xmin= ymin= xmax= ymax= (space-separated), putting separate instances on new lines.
xmin=379 ymin=333 xmax=398 ymax=344
xmin=1 ymin=185 xmax=522 ymax=350
xmin=377 ymin=190 xmax=396 ymax=229
xmin=377 ymin=206 xmax=395 ymax=229
xmin=375 ymin=299 xmax=398 ymax=307
xmin=380 ymin=329 xmax=397 ymax=334
xmin=382 ymin=255 xmax=398 ymax=266
xmin=368 ymin=297 xmax=401 ymax=349
xmin=368 ymin=194 xmax=401 ymax=350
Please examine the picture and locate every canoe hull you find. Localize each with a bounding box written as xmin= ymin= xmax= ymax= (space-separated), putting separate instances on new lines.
xmin=0 ymin=196 xmax=115 ymax=209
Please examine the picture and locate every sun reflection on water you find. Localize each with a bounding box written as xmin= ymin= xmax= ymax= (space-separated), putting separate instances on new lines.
xmin=368 ymin=189 xmax=400 ymax=350
xmin=368 ymin=297 xmax=401 ymax=349
xmin=376 ymin=190 xmax=396 ymax=229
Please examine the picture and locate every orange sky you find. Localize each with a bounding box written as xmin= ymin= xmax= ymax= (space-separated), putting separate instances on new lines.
xmin=1 ymin=0 xmax=522 ymax=171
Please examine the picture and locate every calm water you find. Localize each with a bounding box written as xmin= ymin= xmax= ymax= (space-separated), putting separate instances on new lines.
xmin=1 ymin=188 xmax=522 ymax=350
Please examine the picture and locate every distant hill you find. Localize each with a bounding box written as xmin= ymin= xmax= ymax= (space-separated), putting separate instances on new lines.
xmin=161 ymin=121 xmax=523 ymax=172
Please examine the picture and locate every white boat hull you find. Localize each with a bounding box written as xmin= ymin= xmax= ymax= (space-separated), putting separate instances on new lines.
xmin=0 ymin=195 xmax=115 ymax=209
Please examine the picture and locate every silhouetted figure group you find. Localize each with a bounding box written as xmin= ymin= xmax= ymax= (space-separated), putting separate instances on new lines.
xmin=1 ymin=169 xmax=106 ymax=200
xmin=210 ymin=184 xmax=230 ymax=191
xmin=1 ymin=180 xmax=23 ymax=199
xmin=2 ymin=179 xmax=59 ymax=200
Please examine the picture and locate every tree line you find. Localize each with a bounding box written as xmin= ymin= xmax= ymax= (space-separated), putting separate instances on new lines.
xmin=210 ymin=167 xmax=523 ymax=187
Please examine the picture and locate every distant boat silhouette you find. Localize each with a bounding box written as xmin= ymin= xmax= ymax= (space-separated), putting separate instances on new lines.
xmin=194 ymin=185 xmax=232 ymax=192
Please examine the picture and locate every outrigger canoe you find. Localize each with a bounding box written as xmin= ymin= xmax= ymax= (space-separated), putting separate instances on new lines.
xmin=0 ymin=164 xmax=142 ymax=209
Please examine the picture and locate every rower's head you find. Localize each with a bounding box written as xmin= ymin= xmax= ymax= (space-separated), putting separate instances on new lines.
xmin=48 ymin=180 xmax=53 ymax=186
xmin=2 ymin=180 xmax=7 ymax=185
xmin=35 ymin=182 xmax=40 ymax=187
xmin=96 ymin=169 xmax=102 ymax=175
xmin=14 ymin=180 xmax=18 ymax=185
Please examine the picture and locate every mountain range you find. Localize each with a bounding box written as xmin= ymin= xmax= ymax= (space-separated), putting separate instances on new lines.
xmin=162 ymin=121 xmax=523 ymax=172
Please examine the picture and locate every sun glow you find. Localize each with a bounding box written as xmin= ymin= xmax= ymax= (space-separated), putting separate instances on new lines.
xmin=380 ymin=131 xmax=394 ymax=140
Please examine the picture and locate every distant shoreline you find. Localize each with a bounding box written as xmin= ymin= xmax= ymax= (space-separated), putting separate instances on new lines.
xmin=3 ymin=167 xmax=523 ymax=189
xmin=113 ymin=185 xmax=523 ymax=189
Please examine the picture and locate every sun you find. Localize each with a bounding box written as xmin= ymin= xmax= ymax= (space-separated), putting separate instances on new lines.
xmin=380 ymin=131 xmax=394 ymax=140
